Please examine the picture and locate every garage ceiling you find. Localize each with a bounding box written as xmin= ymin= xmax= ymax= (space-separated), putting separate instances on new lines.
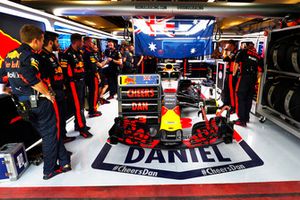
xmin=13 ymin=0 xmax=300 ymax=34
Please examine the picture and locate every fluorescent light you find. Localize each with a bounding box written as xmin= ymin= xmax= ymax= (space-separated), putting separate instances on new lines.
xmin=207 ymin=0 xmax=215 ymax=2
xmin=84 ymin=20 xmax=97 ymax=26
xmin=0 ymin=1 xmax=117 ymax=39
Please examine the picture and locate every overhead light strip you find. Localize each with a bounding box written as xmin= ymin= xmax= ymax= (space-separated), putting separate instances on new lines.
xmin=0 ymin=0 xmax=116 ymax=38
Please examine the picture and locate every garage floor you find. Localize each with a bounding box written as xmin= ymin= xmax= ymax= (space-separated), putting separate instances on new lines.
xmin=1 ymin=88 xmax=300 ymax=199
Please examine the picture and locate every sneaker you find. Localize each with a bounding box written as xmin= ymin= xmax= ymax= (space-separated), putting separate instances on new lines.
xmin=106 ymin=96 xmax=114 ymax=100
xmin=43 ymin=167 xmax=63 ymax=180
xmin=100 ymin=98 xmax=110 ymax=105
xmin=89 ymin=111 xmax=102 ymax=118
xmin=234 ymin=120 xmax=247 ymax=127
xmin=63 ymin=136 xmax=76 ymax=143
xmin=61 ymin=164 xmax=72 ymax=172
xmin=75 ymin=126 xmax=91 ymax=132
xmin=80 ymin=130 xmax=93 ymax=138
xmin=67 ymin=151 xmax=73 ymax=156
xmin=230 ymin=107 xmax=236 ymax=114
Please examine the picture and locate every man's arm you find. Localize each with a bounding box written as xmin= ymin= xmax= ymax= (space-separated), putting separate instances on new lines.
xmin=32 ymin=81 xmax=55 ymax=102
xmin=137 ymin=55 xmax=144 ymax=66
xmin=233 ymin=50 xmax=243 ymax=76
xmin=233 ymin=62 xmax=239 ymax=76
xmin=112 ymin=58 xmax=122 ymax=65
xmin=22 ymin=56 xmax=54 ymax=102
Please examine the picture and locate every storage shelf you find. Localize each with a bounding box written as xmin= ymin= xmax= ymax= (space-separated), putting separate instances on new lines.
xmin=262 ymin=106 xmax=300 ymax=127
xmin=267 ymin=69 xmax=300 ymax=78
xmin=259 ymin=107 xmax=300 ymax=139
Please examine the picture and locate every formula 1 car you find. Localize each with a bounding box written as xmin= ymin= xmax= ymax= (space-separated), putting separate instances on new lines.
xmin=108 ymin=64 xmax=233 ymax=149
xmin=157 ymin=63 xmax=218 ymax=145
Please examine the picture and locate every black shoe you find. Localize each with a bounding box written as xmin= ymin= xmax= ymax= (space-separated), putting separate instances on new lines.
xmin=106 ymin=96 xmax=114 ymax=100
xmin=89 ymin=111 xmax=102 ymax=118
xmin=67 ymin=151 xmax=73 ymax=156
xmin=230 ymin=107 xmax=236 ymax=114
xmin=80 ymin=130 xmax=93 ymax=138
xmin=61 ymin=164 xmax=72 ymax=172
xmin=43 ymin=167 xmax=63 ymax=180
xmin=75 ymin=126 xmax=91 ymax=131
xmin=234 ymin=120 xmax=247 ymax=127
xmin=63 ymin=136 xmax=76 ymax=143
xmin=100 ymin=98 xmax=110 ymax=105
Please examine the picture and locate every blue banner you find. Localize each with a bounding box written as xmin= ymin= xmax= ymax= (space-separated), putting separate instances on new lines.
xmin=133 ymin=16 xmax=215 ymax=59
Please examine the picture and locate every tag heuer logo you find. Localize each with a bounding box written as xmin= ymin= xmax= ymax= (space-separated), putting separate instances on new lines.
xmin=92 ymin=133 xmax=264 ymax=180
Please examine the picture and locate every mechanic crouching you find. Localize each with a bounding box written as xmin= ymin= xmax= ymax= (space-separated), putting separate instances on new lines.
xmin=233 ymin=42 xmax=263 ymax=127
xmin=0 ymin=25 xmax=71 ymax=180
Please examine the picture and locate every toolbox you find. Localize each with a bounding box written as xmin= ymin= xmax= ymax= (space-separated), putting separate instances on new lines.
xmin=0 ymin=143 xmax=29 ymax=181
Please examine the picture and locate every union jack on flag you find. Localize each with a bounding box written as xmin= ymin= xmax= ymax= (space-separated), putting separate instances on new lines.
xmin=143 ymin=75 xmax=151 ymax=81
xmin=133 ymin=16 xmax=215 ymax=59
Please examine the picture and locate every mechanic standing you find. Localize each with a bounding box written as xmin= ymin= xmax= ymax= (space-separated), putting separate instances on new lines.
xmin=0 ymin=25 xmax=71 ymax=179
xmin=104 ymin=41 xmax=122 ymax=100
xmin=222 ymin=40 xmax=238 ymax=112
xmin=92 ymin=44 xmax=110 ymax=105
xmin=38 ymin=31 xmax=76 ymax=143
xmin=123 ymin=45 xmax=134 ymax=74
xmin=60 ymin=33 xmax=93 ymax=138
xmin=82 ymin=37 xmax=102 ymax=118
xmin=233 ymin=42 xmax=263 ymax=127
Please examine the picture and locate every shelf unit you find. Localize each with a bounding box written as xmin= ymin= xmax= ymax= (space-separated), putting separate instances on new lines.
xmin=257 ymin=25 xmax=300 ymax=139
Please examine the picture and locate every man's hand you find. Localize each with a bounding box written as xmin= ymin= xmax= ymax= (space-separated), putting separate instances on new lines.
xmin=46 ymin=93 xmax=55 ymax=103
xmin=3 ymin=86 xmax=12 ymax=95
xmin=107 ymin=57 xmax=112 ymax=62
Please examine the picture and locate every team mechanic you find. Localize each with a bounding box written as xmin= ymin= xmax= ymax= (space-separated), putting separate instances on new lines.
xmin=222 ymin=40 xmax=238 ymax=113
xmin=92 ymin=43 xmax=110 ymax=105
xmin=60 ymin=34 xmax=92 ymax=138
xmin=233 ymin=42 xmax=263 ymax=127
xmin=0 ymin=25 xmax=71 ymax=180
xmin=38 ymin=31 xmax=76 ymax=143
xmin=82 ymin=36 xmax=103 ymax=118
xmin=104 ymin=41 xmax=122 ymax=100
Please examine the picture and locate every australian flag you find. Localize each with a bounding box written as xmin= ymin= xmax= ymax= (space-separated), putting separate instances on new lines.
xmin=133 ymin=16 xmax=215 ymax=59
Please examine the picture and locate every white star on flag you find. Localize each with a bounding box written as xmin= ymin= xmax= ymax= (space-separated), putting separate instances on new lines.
xmin=149 ymin=42 xmax=157 ymax=51
xmin=190 ymin=48 xmax=196 ymax=54
xmin=193 ymin=19 xmax=198 ymax=25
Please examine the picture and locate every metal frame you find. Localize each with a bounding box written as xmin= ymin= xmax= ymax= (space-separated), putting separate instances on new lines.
xmin=257 ymin=25 xmax=300 ymax=139
xmin=117 ymin=74 xmax=162 ymax=124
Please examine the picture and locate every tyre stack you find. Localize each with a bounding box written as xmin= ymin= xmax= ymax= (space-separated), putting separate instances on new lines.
xmin=263 ymin=78 xmax=300 ymax=122
xmin=268 ymin=36 xmax=300 ymax=73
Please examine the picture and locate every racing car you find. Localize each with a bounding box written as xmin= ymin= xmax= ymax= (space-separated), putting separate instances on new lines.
xmin=108 ymin=64 xmax=233 ymax=149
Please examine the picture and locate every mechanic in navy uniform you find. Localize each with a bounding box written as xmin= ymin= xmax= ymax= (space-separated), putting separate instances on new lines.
xmin=233 ymin=42 xmax=263 ymax=127
xmin=92 ymin=44 xmax=110 ymax=105
xmin=60 ymin=33 xmax=93 ymax=138
xmin=222 ymin=40 xmax=238 ymax=112
xmin=82 ymin=36 xmax=103 ymax=117
xmin=123 ymin=44 xmax=135 ymax=74
xmin=104 ymin=41 xmax=122 ymax=100
xmin=38 ymin=31 xmax=76 ymax=143
xmin=0 ymin=25 xmax=71 ymax=180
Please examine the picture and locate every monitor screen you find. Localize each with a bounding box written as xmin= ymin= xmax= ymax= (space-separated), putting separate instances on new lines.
xmin=58 ymin=34 xmax=71 ymax=51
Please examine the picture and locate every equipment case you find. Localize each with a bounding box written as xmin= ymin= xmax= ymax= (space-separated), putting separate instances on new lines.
xmin=0 ymin=143 xmax=29 ymax=181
